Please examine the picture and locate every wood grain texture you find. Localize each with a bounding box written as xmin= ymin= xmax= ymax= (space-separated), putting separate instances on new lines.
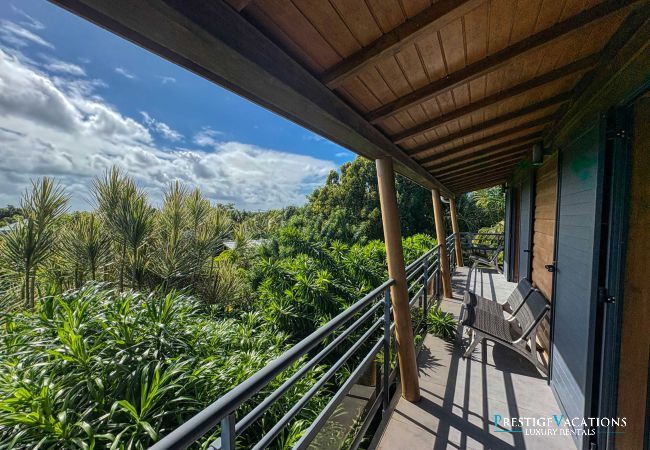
xmin=616 ymin=94 xmax=650 ymax=449
xmin=531 ymin=153 xmax=557 ymax=301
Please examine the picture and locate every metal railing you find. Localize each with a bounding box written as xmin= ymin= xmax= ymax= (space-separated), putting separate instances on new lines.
xmin=151 ymin=244 xmax=447 ymax=450
xmin=457 ymin=232 xmax=504 ymax=262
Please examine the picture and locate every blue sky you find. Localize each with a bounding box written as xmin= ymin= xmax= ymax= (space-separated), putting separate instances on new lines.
xmin=0 ymin=1 xmax=354 ymax=210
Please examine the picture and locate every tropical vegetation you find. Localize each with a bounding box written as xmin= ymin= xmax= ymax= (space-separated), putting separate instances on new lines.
xmin=0 ymin=157 xmax=503 ymax=448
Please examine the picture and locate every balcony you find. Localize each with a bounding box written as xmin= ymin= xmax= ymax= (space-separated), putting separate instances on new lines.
xmin=374 ymin=265 xmax=573 ymax=450
xmin=146 ymin=233 xmax=571 ymax=449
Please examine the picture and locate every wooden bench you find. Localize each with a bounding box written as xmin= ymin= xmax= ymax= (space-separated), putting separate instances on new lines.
xmin=459 ymin=279 xmax=550 ymax=375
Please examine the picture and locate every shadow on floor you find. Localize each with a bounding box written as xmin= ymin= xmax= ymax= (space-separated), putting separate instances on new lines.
xmin=376 ymin=267 xmax=573 ymax=450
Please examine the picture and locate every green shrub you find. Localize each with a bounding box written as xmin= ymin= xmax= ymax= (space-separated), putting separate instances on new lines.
xmin=427 ymin=308 xmax=457 ymax=341
xmin=0 ymin=284 xmax=324 ymax=449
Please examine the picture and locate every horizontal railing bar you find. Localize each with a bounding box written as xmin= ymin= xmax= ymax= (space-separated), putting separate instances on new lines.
xmin=293 ymin=338 xmax=384 ymax=450
xmin=406 ymin=268 xmax=425 ymax=284
xmin=349 ymin=391 xmax=383 ymax=450
xmin=406 ymin=264 xmax=424 ymax=281
xmin=230 ymin=298 xmax=385 ymax=439
xmin=405 ymin=245 xmax=439 ymax=272
xmin=251 ymin=318 xmax=383 ymax=450
xmin=409 ymin=286 xmax=425 ymax=307
xmin=151 ymin=279 xmax=395 ymax=450
xmin=408 ymin=277 xmax=425 ymax=294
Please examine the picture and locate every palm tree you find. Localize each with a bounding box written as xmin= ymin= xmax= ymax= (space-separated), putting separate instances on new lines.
xmin=153 ymin=181 xmax=190 ymax=287
xmin=62 ymin=213 xmax=110 ymax=285
xmin=1 ymin=178 xmax=68 ymax=307
xmin=93 ymin=168 xmax=154 ymax=290
xmin=93 ymin=168 xmax=134 ymax=291
xmin=116 ymin=189 xmax=154 ymax=290
xmin=187 ymin=190 xmax=230 ymax=283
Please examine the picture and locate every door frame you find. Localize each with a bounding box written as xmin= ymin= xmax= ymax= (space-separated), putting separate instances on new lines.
xmin=547 ymin=153 xmax=561 ymax=384
xmin=595 ymin=83 xmax=650 ymax=449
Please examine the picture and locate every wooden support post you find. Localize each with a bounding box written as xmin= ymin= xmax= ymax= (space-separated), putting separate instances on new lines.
xmin=375 ymin=157 xmax=420 ymax=403
xmin=432 ymin=189 xmax=453 ymax=298
xmin=449 ymin=197 xmax=464 ymax=267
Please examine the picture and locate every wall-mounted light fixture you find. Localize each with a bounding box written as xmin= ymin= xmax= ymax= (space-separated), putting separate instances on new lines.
xmin=532 ymin=142 xmax=544 ymax=166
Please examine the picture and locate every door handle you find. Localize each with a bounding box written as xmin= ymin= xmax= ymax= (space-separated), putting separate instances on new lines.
xmin=545 ymin=263 xmax=556 ymax=273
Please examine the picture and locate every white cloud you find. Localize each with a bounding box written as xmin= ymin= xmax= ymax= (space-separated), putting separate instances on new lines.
xmin=0 ymin=20 xmax=53 ymax=48
xmin=11 ymin=5 xmax=45 ymax=30
xmin=140 ymin=111 xmax=183 ymax=142
xmin=159 ymin=76 xmax=176 ymax=84
xmin=39 ymin=54 xmax=86 ymax=76
xmin=193 ymin=127 xmax=223 ymax=147
xmin=114 ymin=67 xmax=135 ymax=79
xmin=0 ymin=49 xmax=335 ymax=210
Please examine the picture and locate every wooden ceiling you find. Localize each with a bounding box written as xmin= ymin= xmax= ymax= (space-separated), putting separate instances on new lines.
xmin=232 ymin=0 xmax=641 ymax=193
xmin=51 ymin=0 xmax=648 ymax=195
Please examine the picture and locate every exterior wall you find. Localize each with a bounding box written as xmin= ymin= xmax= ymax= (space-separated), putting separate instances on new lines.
xmin=531 ymin=153 xmax=557 ymax=300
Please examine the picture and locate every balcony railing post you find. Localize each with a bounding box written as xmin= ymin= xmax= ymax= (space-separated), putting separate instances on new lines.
xmin=221 ymin=413 xmax=236 ymax=450
xmin=382 ymin=287 xmax=391 ymax=414
xmin=422 ymin=255 xmax=429 ymax=322
xmin=436 ymin=246 xmax=441 ymax=298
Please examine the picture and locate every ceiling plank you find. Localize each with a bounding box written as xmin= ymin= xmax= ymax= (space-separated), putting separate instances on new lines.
xmin=545 ymin=5 xmax=650 ymax=146
xmin=447 ymin=168 xmax=515 ymax=189
xmin=320 ymin=0 xmax=483 ymax=89
xmin=48 ymin=0 xmax=454 ymax=197
xmin=227 ymin=0 xmax=251 ymax=11
xmin=422 ymin=134 xmax=540 ymax=168
xmin=404 ymin=91 xmax=569 ymax=155
xmin=431 ymin=147 xmax=529 ymax=177
xmin=392 ymin=55 xmax=597 ymax=143
xmin=438 ymin=159 xmax=522 ymax=183
xmin=366 ymin=0 xmax=642 ymax=123
xmin=417 ymin=127 xmax=546 ymax=165
xmin=453 ymin=177 xmax=510 ymax=193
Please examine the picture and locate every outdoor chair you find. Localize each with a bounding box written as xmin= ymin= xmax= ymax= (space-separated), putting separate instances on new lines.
xmin=469 ymin=242 xmax=503 ymax=274
xmin=459 ymin=280 xmax=550 ymax=376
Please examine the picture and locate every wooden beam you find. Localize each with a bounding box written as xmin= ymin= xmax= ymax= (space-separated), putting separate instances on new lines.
xmin=432 ymin=149 xmax=528 ymax=178
xmin=405 ymin=92 xmax=570 ymax=155
xmin=545 ymin=5 xmax=650 ymax=146
xmin=449 ymin=198 xmax=464 ymax=267
xmin=415 ymin=121 xmax=550 ymax=165
xmin=439 ymin=158 xmax=522 ymax=182
xmin=321 ymin=0 xmax=482 ymax=89
xmin=376 ymin=157 xmax=420 ymax=403
xmin=227 ymin=0 xmax=251 ymax=11
xmin=366 ymin=0 xmax=642 ymax=123
xmin=438 ymin=159 xmax=522 ymax=183
xmin=428 ymin=143 xmax=532 ymax=173
xmin=392 ymin=55 xmax=597 ymax=143
xmin=432 ymin=189 xmax=453 ymax=298
xmin=447 ymin=165 xmax=518 ymax=186
xmin=422 ymin=134 xmax=540 ymax=168
xmin=453 ymin=177 xmax=510 ymax=193
xmin=447 ymin=170 xmax=515 ymax=191
xmin=48 ymin=0 xmax=454 ymax=198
